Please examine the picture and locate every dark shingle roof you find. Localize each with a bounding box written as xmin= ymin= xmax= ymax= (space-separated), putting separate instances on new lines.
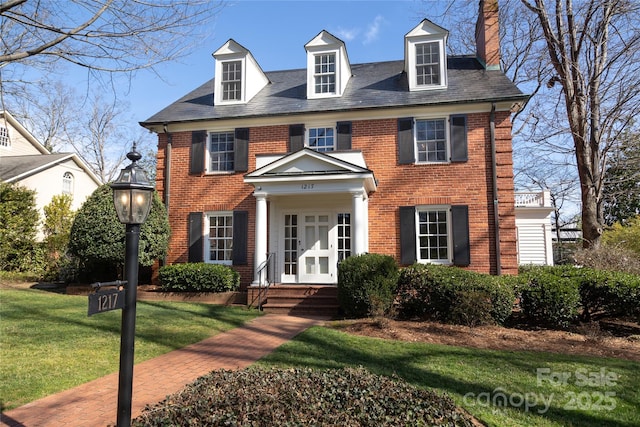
xmin=141 ymin=57 xmax=526 ymax=126
xmin=0 ymin=153 xmax=73 ymax=182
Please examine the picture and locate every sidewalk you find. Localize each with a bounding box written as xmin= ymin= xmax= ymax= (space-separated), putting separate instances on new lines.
xmin=1 ymin=314 xmax=326 ymax=427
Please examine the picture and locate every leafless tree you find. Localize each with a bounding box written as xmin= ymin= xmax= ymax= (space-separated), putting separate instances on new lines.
xmin=1 ymin=0 xmax=222 ymax=72
xmin=518 ymin=0 xmax=640 ymax=248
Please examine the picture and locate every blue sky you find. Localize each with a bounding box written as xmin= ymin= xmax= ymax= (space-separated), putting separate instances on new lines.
xmin=125 ymin=0 xmax=449 ymax=123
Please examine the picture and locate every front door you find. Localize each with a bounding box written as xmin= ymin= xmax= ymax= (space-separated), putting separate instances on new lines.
xmin=282 ymin=213 xmax=335 ymax=283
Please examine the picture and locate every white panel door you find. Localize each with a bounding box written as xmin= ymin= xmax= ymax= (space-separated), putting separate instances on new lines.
xmin=299 ymin=213 xmax=334 ymax=283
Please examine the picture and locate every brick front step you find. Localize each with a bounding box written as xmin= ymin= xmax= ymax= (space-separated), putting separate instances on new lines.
xmin=248 ymin=284 xmax=340 ymax=317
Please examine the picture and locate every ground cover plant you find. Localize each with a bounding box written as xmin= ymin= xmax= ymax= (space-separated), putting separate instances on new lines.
xmin=0 ymin=284 xmax=260 ymax=410
xmin=256 ymin=326 xmax=640 ymax=427
xmin=133 ymin=367 xmax=475 ymax=426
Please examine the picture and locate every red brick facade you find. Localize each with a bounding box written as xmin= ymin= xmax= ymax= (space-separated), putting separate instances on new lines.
xmin=155 ymin=110 xmax=518 ymax=288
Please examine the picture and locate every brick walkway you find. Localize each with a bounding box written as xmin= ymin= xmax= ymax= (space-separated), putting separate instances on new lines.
xmin=1 ymin=314 xmax=325 ymax=427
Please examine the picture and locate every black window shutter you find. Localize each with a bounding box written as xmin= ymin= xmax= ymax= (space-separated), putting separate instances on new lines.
xmin=450 ymin=115 xmax=468 ymax=162
xmin=234 ymin=128 xmax=249 ymax=172
xmin=188 ymin=212 xmax=203 ymax=262
xmin=397 ymin=118 xmax=414 ymax=164
xmin=289 ymin=124 xmax=305 ymax=152
xmin=232 ymin=210 xmax=248 ymax=265
xmin=451 ymin=205 xmax=470 ymax=266
xmin=399 ymin=206 xmax=417 ymax=265
xmin=190 ymin=131 xmax=207 ymax=175
xmin=336 ymin=121 xmax=352 ymax=150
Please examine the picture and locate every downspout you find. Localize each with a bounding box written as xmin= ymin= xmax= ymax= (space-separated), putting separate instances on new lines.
xmin=490 ymin=103 xmax=501 ymax=275
xmin=162 ymin=123 xmax=172 ymax=211
xmin=162 ymin=123 xmax=172 ymax=265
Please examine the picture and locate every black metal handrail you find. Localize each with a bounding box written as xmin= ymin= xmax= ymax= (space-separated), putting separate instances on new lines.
xmin=255 ymin=252 xmax=274 ymax=310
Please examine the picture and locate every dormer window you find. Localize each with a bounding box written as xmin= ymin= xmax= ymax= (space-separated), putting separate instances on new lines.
xmin=213 ymin=39 xmax=269 ymax=105
xmin=222 ymin=61 xmax=242 ymax=101
xmin=416 ymin=42 xmax=440 ymax=86
xmin=305 ymin=31 xmax=351 ymax=99
xmin=405 ymin=20 xmax=448 ymax=91
xmin=314 ymin=53 xmax=336 ymax=94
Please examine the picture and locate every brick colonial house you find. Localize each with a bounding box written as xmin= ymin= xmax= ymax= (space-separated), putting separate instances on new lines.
xmin=141 ymin=0 xmax=528 ymax=306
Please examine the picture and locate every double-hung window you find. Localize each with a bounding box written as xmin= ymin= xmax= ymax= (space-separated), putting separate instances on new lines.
xmin=314 ymin=53 xmax=336 ymax=94
xmin=415 ymin=42 xmax=440 ymax=86
xmin=206 ymin=212 xmax=233 ymax=264
xmin=307 ymin=126 xmax=335 ymax=152
xmin=209 ymin=131 xmax=234 ymax=172
xmin=415 ymin=118 xmax=447 ymax=162
xmin=417 ymin=207 xmax=450 ymax=262
xmin=400 ymin=205 xmax=469 ymax=266
xmin=221 ymin=61 xmax=242 ymax=101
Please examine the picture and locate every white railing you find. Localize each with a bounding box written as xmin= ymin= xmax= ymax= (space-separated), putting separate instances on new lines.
xmin=515 ymin=190 xmax=552 ymax=207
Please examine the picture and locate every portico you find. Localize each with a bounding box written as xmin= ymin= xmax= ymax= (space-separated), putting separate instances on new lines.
xmin=245 ymin=149 xmax=377 ymax=285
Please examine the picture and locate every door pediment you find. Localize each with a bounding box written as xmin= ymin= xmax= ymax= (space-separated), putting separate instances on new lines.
xmin=245 ymin=148 xmax=377 ymax=194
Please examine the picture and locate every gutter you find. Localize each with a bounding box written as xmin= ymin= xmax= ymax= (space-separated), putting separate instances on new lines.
xmin=490 ymin=103 xmax=501 ymax=275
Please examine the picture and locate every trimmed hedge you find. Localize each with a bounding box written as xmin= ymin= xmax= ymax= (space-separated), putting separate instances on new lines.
xmin=520 ymin=265 xmax=640 ymax=323
xmin=132 ymin=367 xmax=475 ymax=426
xmin=158 ymin=262 xmax=239 ymax=293
xmin=337 ymin=253 xmax=399 ymax=318
xmin=396 ymin=263 xmax=516 ymax=326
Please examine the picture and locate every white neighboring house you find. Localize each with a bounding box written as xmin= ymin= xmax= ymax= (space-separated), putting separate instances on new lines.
xmin=515 ymin=190 xmax=555 ymax=265
xmin=0 ymin=110 xmax=102 ymax=240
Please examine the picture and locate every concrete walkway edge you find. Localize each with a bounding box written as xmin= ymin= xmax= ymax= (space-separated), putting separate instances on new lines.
xmin=1 ymin=314 xmax=326 ymax=427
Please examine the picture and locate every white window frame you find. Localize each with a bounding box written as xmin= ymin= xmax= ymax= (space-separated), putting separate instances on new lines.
xmin=0 ymin=125 xmax=9 ymax=148
xmin=407 ymin=37 xmax=447 ymax=91
xmin=416 ymin=206 xmax=452 ymax=264
xmin=207 ymin=131 xmax=235 ymax=173
xmin=307 ymin=48 xmax=342 ymax=99
xmin=221 ymin=60 xmax=242 ymax=101
xmin=414 ymin=117 xmax=449 ymax=163
xmin=62 ymin=172 xmax=74 ymax=195
xmin=415 ymin=41 xmax=441 ymax=86
xmin=313 ymin=52 xmax=336 ymax=95
xmin=204 ymin=211 xmax=233 ymax=265
xmin=306 ymin=125 xmax=336 ymax=152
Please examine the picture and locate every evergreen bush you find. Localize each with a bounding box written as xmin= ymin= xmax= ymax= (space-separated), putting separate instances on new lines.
xmin=337 ymin=253 xmax=399 ymax=318
xmin=396 ymin=263 xmax=516 ymax=326
xmin=0 ymin=182 xmax=40 ymax=273
xmin=68 ymin=184 xmax=170 ymax=282
xmin=158 ymin=262 xmax=240 ymax=293
xmin=519 ymin=267 xmax=581 ymax=328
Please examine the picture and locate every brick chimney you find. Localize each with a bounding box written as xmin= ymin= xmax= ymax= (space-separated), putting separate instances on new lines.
xmin=475 ymin=0 xmax=501 ymax=70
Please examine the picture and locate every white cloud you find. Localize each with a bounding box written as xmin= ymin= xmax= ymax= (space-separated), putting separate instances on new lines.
xmin=335 ymin=27 xmax=360 ymax=42
xmin=363 ymin=15 xmax=384 ymax=45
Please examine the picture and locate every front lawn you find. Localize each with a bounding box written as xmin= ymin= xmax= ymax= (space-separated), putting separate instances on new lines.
xmin=257 ymin=326 xmax=640 ymax=427
xmin=0 ymin=285 xmax=260 ymax=410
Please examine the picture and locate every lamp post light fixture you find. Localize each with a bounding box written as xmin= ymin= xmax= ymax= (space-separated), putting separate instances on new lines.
xmin=110 ymin=146 xmax=154 ymax=427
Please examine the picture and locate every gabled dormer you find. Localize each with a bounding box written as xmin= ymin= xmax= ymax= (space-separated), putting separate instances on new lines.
xmin=305 ymin=31 xmax=352 ymax=99
xmin=212 ymin=39 xmax=269 ymax=105
xmin=404 ymin=19 xmax=448 ymax=92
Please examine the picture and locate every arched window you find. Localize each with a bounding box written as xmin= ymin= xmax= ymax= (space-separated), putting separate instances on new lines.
xmin=62 ymin=172 xmax=74 ymax=195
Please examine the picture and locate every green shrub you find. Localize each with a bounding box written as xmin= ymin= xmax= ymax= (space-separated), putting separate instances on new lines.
xmin=132 ymin=367 xmax=474 ymax=427
xmin=396 ymin=264 xmax=516 ymax=326
xmin=68 ymin=185 xmax=170 ymax=282
xmin=0 ymin=182 xmax=40 ymax=273
xmin=158 ymin=262 xmax=240 ymax=293
xmin=337 ymin=253 xmax=399 ymax=318
xmin=519 ymin=268 xmax=581 ymax=328
xmin=576 ymin=269 xmax=640 ymax=320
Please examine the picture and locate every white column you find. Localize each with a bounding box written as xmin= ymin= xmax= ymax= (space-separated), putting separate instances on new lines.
xmin=253 ymin=192 xmax=268 ymax=285
xmin=352 ymin=191 xmax=366 ymax=255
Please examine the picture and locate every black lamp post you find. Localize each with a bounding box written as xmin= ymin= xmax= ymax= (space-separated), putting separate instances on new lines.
xmin=110 ymin=146 xmax=154 ymax=427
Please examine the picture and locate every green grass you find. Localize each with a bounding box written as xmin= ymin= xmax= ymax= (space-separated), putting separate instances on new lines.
xmin=257 ymin=326 xmax=640 ymax=427
xmin=0 ymin=286 xmax=261 ymax=410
